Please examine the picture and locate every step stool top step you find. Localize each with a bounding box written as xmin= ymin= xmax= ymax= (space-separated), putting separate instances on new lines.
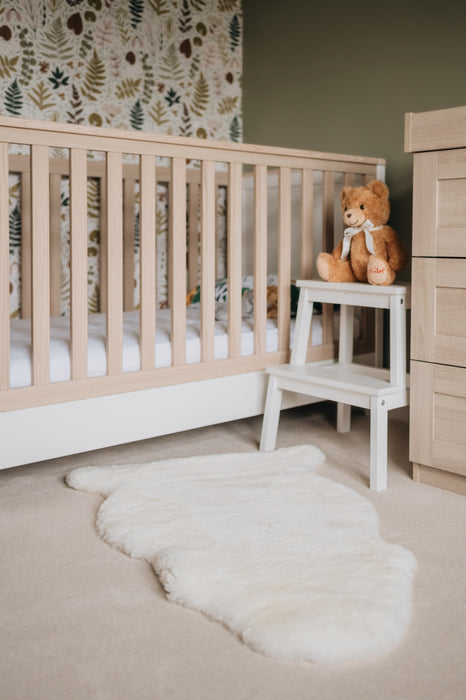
xmin=295 ymin=280 xmax=411 ymax=309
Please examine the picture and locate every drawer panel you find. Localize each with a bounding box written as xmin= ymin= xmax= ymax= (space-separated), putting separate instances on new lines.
xmin=412 ymin=149 xmax=466 ymax=256
xmin=411 ymin=258 xmax=466 ymax=367
xmin=434 ymin=394 xmax=466 ymax=449
xmin=410 ymin=361 xmax=466 ymax=476
xmin=435 ymin=288 xmax=466 ymax=337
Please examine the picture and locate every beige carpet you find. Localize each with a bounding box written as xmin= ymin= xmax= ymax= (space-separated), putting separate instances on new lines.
xmin=1 ymin=403 xmax=465 ymax=700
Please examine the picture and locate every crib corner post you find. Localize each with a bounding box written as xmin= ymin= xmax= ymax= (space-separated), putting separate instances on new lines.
xmin=376 ymin=163 xmax=386 ymax=182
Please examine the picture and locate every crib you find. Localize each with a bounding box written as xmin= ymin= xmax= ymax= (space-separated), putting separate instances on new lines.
xmin=0 ymin=116 xmax=385 ymax=469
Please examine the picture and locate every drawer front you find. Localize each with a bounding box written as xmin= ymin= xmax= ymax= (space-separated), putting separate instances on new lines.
xmin=413 ymin=149 xmax=466 ymax=256
xmin=410 ymin=361 xmax=466 ymax=476
xmin=411 ymin=258 xmax=466 ymax=367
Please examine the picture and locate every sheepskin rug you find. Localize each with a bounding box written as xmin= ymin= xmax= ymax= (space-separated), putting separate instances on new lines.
xmin=66 ymin=445 xmax=416 ymax=664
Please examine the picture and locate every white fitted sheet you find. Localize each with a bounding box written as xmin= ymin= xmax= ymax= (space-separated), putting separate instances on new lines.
xmin=9 ymin=306 xmax=359 ymax=389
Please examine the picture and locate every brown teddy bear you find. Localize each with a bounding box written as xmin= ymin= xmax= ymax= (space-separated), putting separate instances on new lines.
xmin=316 ymin=180 xmax=408 ymax=285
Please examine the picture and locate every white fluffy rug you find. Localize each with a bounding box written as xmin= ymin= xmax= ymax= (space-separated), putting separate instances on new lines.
xmin=66 ymin=445 xmax=416 ymax=664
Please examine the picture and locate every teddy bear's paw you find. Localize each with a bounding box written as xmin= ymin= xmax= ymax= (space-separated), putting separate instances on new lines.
xmin=367 ymin=256 xmax=396 ymax=286
xmin=316 ymin=253 xmax=332 ymax=281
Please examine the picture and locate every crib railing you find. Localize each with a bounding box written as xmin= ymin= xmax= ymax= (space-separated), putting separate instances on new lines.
xmin=9 ymin=153 xmax=230 ymax=317
xmin=1 ymin=115 xmax=385 ymax=411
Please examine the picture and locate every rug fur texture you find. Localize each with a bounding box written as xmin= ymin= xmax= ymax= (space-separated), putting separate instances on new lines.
xmin=66 ymin=445 xmax=416 ymax=664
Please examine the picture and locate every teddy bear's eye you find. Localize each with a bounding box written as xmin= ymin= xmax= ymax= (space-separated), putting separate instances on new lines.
xmin=360 ymin=204 xmax=365 ymax=209
xmin=344 ymin=206 xmax=348 ymax=211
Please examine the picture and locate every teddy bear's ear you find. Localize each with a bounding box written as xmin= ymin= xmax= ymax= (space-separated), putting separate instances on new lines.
xmin=367 ymin=180 xmax=389 ymax=199
xmin=340 ymin=186 xmax=352 ymax=203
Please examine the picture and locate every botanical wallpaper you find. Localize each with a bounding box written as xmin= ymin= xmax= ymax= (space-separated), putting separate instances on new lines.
xmin=3 ymin=0 xmax=242 ymax=317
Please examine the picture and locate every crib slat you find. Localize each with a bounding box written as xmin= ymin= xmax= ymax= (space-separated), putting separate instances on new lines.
xmin=106 ymin=151 xmax=123 ymax=375
xmin=227 ymin=162 xmax=242 ymax=358
xmin=301 ymin=169 xmax=314 ymax=279
xmin=31 ymin=145 xmax=50 ymax=385
xmin=278 ymin=167 xmax=291 ymax=352
xmin=323 ymin=170 xmax=335 ymax=251
xmin=322 ymin=171 xmax=335 ymax=346
xmin=70 ymin=148 xmax=88 ymax=380
xmin=254 ymin=164 xmax=267 ymax=354
xmin=215 ymin=185 xmax=220 ymax=281
xmin=49 ymin=173 xmax=62 ymax=317
xmin=100 ymin=174 xmax=107 ymax=313
xmin=0 ymin=143 xmax=9 ymax=389
xmin=349 ymin=164 xmax=376 ymax=348
xmin=201 ymin=160 xmax=216 ymax=362
xmin=20 ymin=171 xmax=32 ymax=319
xmin=169 ymin=157 xmax=186 ymax=366
xmin=123 ymin=178 xmax=135 ymax=311
xmin=139 ymin=154 xmax=156 ymax=371
xmin=188 ymin=182 xmax=200 ymax=291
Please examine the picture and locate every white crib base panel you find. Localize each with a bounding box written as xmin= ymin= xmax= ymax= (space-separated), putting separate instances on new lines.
xmin=0 ymin=371 xmax=316 ymax=470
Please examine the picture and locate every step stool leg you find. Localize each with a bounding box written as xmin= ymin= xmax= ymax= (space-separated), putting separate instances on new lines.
xmin=260 ymin=375 xmax=283 ymax=452
xmin=290 ymin=290 xmax=314 ymax=365
xmin=369 ymin=396 xmax=388 ymax=491
xmin=337 ymin=403 xmax=351 ymax=433
xmin=336 ymin=304 xmax=353 ymax=434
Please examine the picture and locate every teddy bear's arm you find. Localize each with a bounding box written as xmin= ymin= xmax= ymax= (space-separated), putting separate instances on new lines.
xmin=385 ymin=227 xmax=409 ymax=272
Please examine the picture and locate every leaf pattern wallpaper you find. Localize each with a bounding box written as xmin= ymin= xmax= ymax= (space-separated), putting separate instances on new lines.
xmin=2 ymin=0 xmax=242 ymax=317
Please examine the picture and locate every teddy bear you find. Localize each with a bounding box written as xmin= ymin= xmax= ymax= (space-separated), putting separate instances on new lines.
xmin=316 ymin=180 xmax=408 ymax=286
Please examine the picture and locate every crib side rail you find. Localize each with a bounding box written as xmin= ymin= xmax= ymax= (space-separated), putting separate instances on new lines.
xmin=0 ymin=143 xmax=8 ymax=391
xmin=9 ymin=154 xmax=229 ymax=317
xmin=1 ymin=116 xmax=384 ymax=412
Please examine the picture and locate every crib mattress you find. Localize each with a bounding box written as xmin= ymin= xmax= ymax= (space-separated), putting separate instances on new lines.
xmin=9 ymin=307 xmax=358 ymax=389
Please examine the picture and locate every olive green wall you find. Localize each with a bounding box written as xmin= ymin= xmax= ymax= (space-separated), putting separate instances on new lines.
xmin=242 ymin=0 xmax=466 ymax=269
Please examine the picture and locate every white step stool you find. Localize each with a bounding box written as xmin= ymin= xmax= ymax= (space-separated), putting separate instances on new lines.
xmin=260 ymin=280 xmax=411 ymax=490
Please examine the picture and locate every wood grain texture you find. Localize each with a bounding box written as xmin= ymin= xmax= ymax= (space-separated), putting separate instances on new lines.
xmin=139 ymin=154 xmax=156 ymax=371
xmin=228 ymin=162 xmax=242 ymax=358
xmin=408 ymin=108 xmax=466 ymax=490
xmin=412 ymin=258 xmax=466 ymax=368
xmin=123 ymin=178 xmax=135 ymax=312
xmin=20 ymin=171 xmax=32 ymax=319
xmin=70 ymin=148 xmax=88 ymax=380
xmin=105 ymin=151 xmax=123 ymax=375
xmin=254 ymin=164 xmax=267 ymax=355
xmin=300 ymin=169 xmax=313 ymax=279
xmin=322 ymin=171 xmax=335 ymax=346
xmin=49 ymin=173 xmax=62 ymax=318
xmin=169 ymin=157 xmax=186 ymax=366
xmin=410 ymin=258 xmax=435 ymax=362
xmin=405 ymin=105 xmax=466 ymax=153
xmin=0 ymin=351 xmax=290 ymax=412
xmin=188 ymin=182 xmax=200 ymax=291
xmin=412 ymin=152 xmax=437 ymax=257
xmin=277 ymin=167 xmax=291 ymax=352
xmin=31 ymin=145 xmax=50 ymax=386
xmin=201 ymin=160 xmax=216 ymax=362
xmin=413 ymin=463 xmax=466 ymax=496
xmin=0 ymin=143 xmax=9 ymax=389
xmin=0 ymin=114 xmax=384 ymax=168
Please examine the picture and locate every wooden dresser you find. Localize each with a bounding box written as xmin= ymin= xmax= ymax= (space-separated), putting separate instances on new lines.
xmin=405 ymin=106 xmax=466 ymax=496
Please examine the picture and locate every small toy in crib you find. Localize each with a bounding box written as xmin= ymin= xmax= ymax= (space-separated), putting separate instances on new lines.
xmin=215 ymin=289 xmax=254 ymax=321
xmin=316 ymin=180 xmax=408 ymax=285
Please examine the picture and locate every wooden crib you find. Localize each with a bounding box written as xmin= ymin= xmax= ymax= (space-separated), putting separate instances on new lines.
xmin=0 ymin=116 xmax=385 ymax=469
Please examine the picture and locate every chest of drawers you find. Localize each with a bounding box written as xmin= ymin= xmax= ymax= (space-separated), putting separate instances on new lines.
xmin=405 ymin=106 xmax=466 ymax=495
